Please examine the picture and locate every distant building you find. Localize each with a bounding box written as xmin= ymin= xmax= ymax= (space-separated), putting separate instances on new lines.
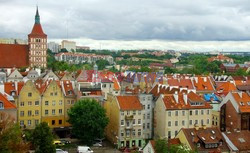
xmin=0 ymin=38 xmax=27 ymax=44
xmin=48 ymin=42 xmax=60 ymax=53
xmin=220 ymin=63 xmax=249 ymax=73
xmin=61 ymin=40 xmax=76 ymax=52
xmin=208 ymin=54 xmax=234 ymax=63
xmin=76 ymin=46 xmax=90 ymax=50
xmin=55 ymin=52 xmax=114 ymax=64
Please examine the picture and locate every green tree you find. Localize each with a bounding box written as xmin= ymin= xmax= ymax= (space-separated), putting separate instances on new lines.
xmin=164 ymin=67 xmax=177 ymax=74
xmin=32 ymin=122 xmax=55 ymax=153
xmin=68 ymin=99 xmax=109 ymax=145
xmin=0 ymin=112 xmax=29 ymax=153
xmin=96 ymin=59 xmax=110 ymax=70
xmin=235 ymin=68 xmax=247 ymax=76
xmin=155 ymin=139 xmax=168 ymax=153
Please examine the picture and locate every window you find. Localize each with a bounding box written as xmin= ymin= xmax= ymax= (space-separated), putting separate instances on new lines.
xmin=28 ymin=110 xmax=32 ymax=116
xmin=207 ymin=119 xmax=210 ymax=124
xmin=148 ymin=96 xmax=151 ymax=100
xmin=52 ymin=101 xmax=56 ymax=106
xmin=132 ymin=129 xmax=136 ymax=136
xmin=28 ymin=101 xmax=32 ymax=106
xmin=138 ymin=111 xmax=141 ymax=115
xmin=195 ymin=120 xmax=198 ymax=125
xmin=133 ymin=119 xmax=135 ymax=125
xmin=168 ymin=111 xmax=171 ymax=117
xmin=175 ymin=111 xmax=178 ymax=116
xmin=143 ymin=105 xmax=145 ymax=109
xmin=168 ymin=121 xmax=171 ymax=127
xmin=182 ymin=120 xmax=185 ymax=126
xmin=50 ymin=92 xmax=53 ymax=96
xmin=67 ymin=100 xmax=70 ymax=105
xmin=59 ymin=100 xmax=63 ymax=105
xmin=52 ymin=109 xmax=55 ymax=115
xmin=126 ymin=121 xmax=130 ymax=127
xmin=45 ymin=110 xmax=48 ymax=115
xmin=20 ymin=102 xmax=24 ymax=106
xmin=147 ymin=104 xmax=150 ymax=109
xmin=138 ymin=119 xmax=141 ymax=125
xmin=28 ymin=120 xmax=31 ymax=126
xmin=54 ymin=92 xmax=57 ymax=96
xmin=52 ymin=120 xmax=55 ymax=125
xmin=20 ymin=120 xmax=24 ymax=126
xmin=175 ymin=131 xmax=178 ymax=136
xmin=138 ymin=129 xmax=141 ymax=136
xmin=201 ymin=119 xmax=204 ymax=125
xmin=143 ymin=123 xmax=145 ymax=129
xmin=189 ymin=120 xmax=192 ymax=125
xmin=147 ymin=123 xmax=150 ymax=129
xmin=207 ymin=110 xmax=210 ymax=115
xmin=147 ymin=113 xmax=150 ymax=119
xmin=45 ymin=101 xmax=49 ymax=106
xmin=195 ymin=110 xmax=198 ymax=115
xmin=35 ymin=101 xmax=39 ymax=106
xmin=189 ymin=110 xmax=192 ymax=116
xmin=133 ymin=111 xmax=136 ymax=115
xmin=20 ymin=111 xmax=24 ymax=117
xmin=28 ymin=93 xmax=32 ymax=97
xmin=168 ymin=131 xmax=171 ymax=138
xmin=201 ymin=110 xmax=204 ymax=115
xmin=59 ymin=109 xmax=63 ymax=114
xmin=121 ymin=111 xmax=124 ymax=116
xmin=59 ymin=120 xmax=62 ymax=125
xmin=175 ymin=121 xmax=178 ymax=126
xmin=35 ymin=120 xmax=39 ymax=125
xmin=127 ymin=111 xmax=130 ymax=115
xmin=121 ymin=130 xmax=124 ymax=137
xmin=71 ymin=100 xmax=74 ymax=104
xmin=182 ymin=111 xmax=185 ymax=116
xmin=35 ymin=110 xmax=39 ymax=115
xmin=121 ymin=120 xmax=124 ymax=126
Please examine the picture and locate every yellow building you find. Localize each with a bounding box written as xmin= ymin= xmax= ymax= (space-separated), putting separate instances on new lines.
xmin=18 ymin=80 xmax=41 ymax=129
xmin=41 ymin=80 xmax=65 ymax=128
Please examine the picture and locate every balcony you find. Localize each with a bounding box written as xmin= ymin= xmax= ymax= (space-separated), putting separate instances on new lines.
xmin=125 ymin=115 xmax=134 ymax=120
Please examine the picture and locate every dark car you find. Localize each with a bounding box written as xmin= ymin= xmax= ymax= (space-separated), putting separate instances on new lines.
xmin=59 ymin=139 xmax=71 ymax=145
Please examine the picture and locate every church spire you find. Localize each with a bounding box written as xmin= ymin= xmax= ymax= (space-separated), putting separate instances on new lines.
xmin=35 ymin=6 xmax=40 ymax=24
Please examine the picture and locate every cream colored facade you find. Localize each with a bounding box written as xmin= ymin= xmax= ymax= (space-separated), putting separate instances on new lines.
xmin=18 ymin=80 xmax=41 ymax=129
xmin=154 ymin=95 xmax=212 ymax=139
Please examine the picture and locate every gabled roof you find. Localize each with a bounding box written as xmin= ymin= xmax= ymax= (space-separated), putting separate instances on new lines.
xmin=216 ymin=82 xmax=237 ymax=95
xmin=162 ymin=92 xmax=212 ymax=110
xmin=193 ymin=77 xmax=214 ymax=92
xmin=116 ymin=95 xmax=143 ymax=110
xmin=168 ymin=78 xmax=194 ymax=89
xmin=4 ymin=82 xmax=24 ymax=96
xmin=231 ymin=92 xmax=250 ymax=113
xmin=223 ymin=131 xmax=250 ymax=152
xmin=0 ymin=93 xmax=16 ymax=109
xmin=61 ymin=80 xmax=75 ymax=96
xmin=0 ymin=44 xmax=29 ymax=68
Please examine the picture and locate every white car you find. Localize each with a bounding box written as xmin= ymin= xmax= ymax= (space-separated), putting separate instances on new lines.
xmin=56 ymin=149 xmax=68 ymax=153
xmin=93 ymin=142 xmax=102 ymax=147
xmin=77 ymin=146 xmax=94 ymax=153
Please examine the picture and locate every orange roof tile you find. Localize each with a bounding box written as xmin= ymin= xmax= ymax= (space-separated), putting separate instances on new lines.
xmin=0 ymin=44 xmax=29 ymax=68
xmin=4 ymin=82 xmax=24 ymax=96
xmin=193 ymin=77 xmax=214 ymax=92
xmin=232 ymin=92 xmax=250 ymax=113
xmin=0 ymin=93 xmax=16 ymax=109
xmin=116 ymin=95 xmax=143 ymax=110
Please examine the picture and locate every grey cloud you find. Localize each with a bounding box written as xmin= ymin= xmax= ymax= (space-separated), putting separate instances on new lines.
xmin=0 ymin=0 xmax=250 ymax=41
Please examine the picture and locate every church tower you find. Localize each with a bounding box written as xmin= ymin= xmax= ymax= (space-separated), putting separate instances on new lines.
xmin=28 ymin=6 xmax=47 ymax=68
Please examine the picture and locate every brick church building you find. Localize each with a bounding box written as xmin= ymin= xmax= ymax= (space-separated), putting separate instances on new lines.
xmin=0 ymin=7 xmax=47 ymax=68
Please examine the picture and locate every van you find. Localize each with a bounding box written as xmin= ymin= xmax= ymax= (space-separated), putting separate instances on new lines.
xmin=77 ymin=146 xmax=93 ymax=153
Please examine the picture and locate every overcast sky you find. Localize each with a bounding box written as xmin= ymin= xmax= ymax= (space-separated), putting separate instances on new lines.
xmin=0 ymin=0 xmax=250 ymax=51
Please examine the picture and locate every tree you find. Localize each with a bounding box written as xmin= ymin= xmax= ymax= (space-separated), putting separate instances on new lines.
xmin=0 ymin=112 xmax=29 ymax=153
xmin=155 ymin=139 xmax=168 ymax=153
xmin=164 ymin=67 xmax=177 ymax=74
xmin=32 ymin=122 xmax=55 ymax=153
xmin=68 ymin=99 xmax=109 ymax=145
xmin=96 ymin=59 xmax=110 ymax=70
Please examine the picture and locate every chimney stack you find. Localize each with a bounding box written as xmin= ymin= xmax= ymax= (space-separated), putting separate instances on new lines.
xmin=183 ymin=93 xmax=188 ymax=105
xmin=174 ymin=91 xmax=178 ymax=103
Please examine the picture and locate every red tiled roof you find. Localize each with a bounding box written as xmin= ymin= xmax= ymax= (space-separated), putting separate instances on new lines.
xmin=224 ymin=131 xmax=250 ymax=151
xmin=62 ymin=80 xmax=75 ymax=96
xmin=28 ymin=23 xmax=47 ymax=37
xmin=0 ymin=93 xmax=16 ymax=109
xmin=216 ymin=82 xmax=237 ymax=95
xmin=4 ymin=82 xmax=24 ymax=96
xmin=0 ymin=44 xmax=29 ymax=68
xmin=193 ymin=77 xmax=214 ymax=92
xmin=168 ymin=78 xmax=194 ymax=89
xmin=162 ymin=92 xmax=212 ymax=110
xmin=116 ymin=95 xmax=143 ymax=110
xmin=232 ymin=92 xmax=250 ymax=113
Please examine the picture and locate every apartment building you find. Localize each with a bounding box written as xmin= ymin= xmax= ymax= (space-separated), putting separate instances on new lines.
xmin=154 ymin=92 xmax=213 ymax=139
xmin=104 ymin=94 xmax=145 ymax=148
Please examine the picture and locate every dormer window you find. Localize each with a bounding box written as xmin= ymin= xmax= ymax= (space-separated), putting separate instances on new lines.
xmin=247 ymin=102 xmax=250 ymax=106
xmin=0 ymin=102 xmax=4 ymax=109
xmin=11 ymin=91 xmax=16 ymax=96
xmin=68 ymin=90 xmax=72 ymax=95
xmin=240 ymin=102 xmax=244 ymax=106
xmin=197 ymin=143 xmax=200 ymax=148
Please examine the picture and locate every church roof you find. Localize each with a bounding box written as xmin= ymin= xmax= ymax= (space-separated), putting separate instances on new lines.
xmin=0 ymin=44 xmax=29 ymax=68
xmin=28 ymin=7 xmax=47 ymax=37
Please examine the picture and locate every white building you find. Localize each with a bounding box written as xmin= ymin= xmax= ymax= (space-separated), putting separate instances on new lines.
xmin=61 ymin=40 xmax=76 ymax=52
xmin=48 ymin=42 xmax=60 ymax=53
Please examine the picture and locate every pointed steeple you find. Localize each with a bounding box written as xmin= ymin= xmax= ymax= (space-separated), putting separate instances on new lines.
xmin=35 ymin=6 xmax=40 ymax=24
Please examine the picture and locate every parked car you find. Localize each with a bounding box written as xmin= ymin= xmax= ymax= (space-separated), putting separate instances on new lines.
xmin=77 ymin=146 xmax=93 ymax=153
xmin=92 ymin=142 xmax=102 ymax=147
xmin=53 ymin=140 xmax=64 ymax=146
xmin=56 ymin=148 xmax=68 ymax=153
xmin=59 ymin=139 xmax=71 ymax=144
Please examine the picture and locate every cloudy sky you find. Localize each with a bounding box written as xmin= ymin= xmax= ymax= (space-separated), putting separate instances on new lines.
xmin=0 ymin=0 xmax=250 ymax=51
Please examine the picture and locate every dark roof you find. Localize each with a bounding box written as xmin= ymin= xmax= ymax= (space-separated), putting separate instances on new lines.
xmin=0 ymin=44 xmax=29 ymax=68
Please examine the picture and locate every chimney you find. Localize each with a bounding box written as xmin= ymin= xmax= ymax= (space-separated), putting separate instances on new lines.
xmin=183 ymin=93 xmax=188 ymax=105
xmin=14 ymin=81 xmax=18 ymax=93
xmin=203 ymin=77 xmax=207 ymax=82
xmin=174 ymin=91 xmax=179 ymax=103
xmin=238 ymin=92 xmax=243 ymax=98
xmin=6 ymin=69 xmax=11 ymax=76
xmin=161 ymin=94 xmax=164 ymax=99
xmin=35 ymin=68 xmax=41 ymax=76
xmin=194 ymin=77 xmax=198 ymax=83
